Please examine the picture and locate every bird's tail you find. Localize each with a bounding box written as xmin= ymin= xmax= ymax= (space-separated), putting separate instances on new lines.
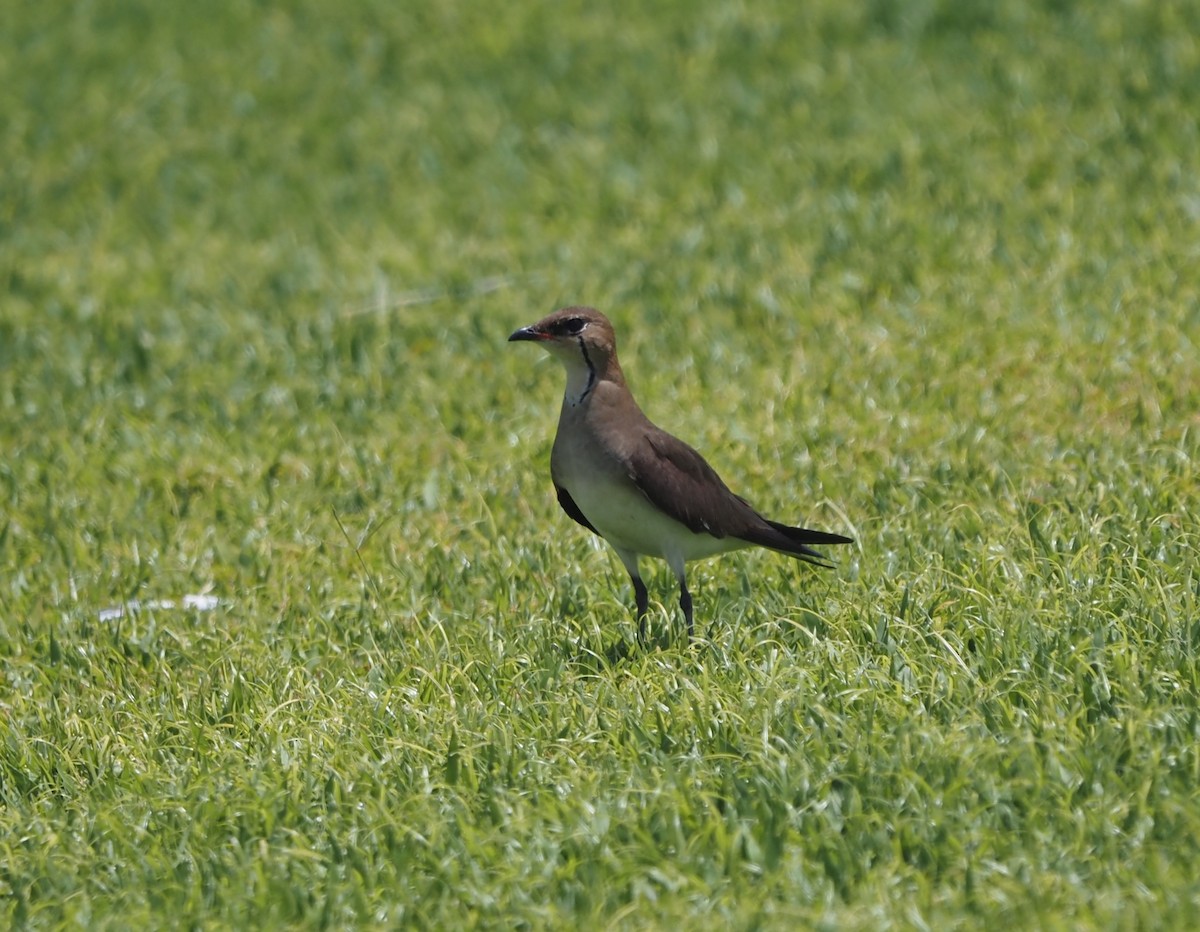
xmin=739 ymin=520 xmax=854 ymax=567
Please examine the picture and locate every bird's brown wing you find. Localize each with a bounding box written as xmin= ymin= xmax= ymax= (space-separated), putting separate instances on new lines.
xmin=625 ymin=429 xmax=761 ymax=538
xmin=627 ymin=428 xmax=853 ymax=564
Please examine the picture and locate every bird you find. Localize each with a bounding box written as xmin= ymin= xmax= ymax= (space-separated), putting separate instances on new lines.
xmin=508 ymin=306 xmax=852 ymax=643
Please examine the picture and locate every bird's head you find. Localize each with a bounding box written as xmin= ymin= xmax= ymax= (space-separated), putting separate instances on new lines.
xmin=508 ymin=307 xmax=619 ymax=377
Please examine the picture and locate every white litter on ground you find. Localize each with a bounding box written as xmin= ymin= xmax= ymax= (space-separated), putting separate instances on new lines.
xmin=98 ymin=594 xmax=223 ymax=622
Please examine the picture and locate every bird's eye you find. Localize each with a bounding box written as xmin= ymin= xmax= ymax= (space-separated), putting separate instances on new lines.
xmin=563 ymin=317 xmax=586 ymax=335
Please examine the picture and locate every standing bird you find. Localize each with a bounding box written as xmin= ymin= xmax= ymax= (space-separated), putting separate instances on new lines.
xmin=509 ymin=306 xmax=852 ymax=643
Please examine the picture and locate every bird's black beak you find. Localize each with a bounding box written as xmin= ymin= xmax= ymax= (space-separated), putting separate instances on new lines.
xmin=508 ymin=325 xmax=544 ymax=343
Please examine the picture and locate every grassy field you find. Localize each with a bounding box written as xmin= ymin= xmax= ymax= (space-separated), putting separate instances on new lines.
xmin=3 ymin=0 xmax=1199 ymax=927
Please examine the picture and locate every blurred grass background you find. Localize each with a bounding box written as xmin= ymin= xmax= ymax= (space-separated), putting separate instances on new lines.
xmin=2 ymin=0 xmax=1199 ymax=927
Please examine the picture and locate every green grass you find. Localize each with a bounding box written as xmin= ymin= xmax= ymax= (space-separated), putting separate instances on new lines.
xmin=3 ymin=0 xmax=1200 ymax=927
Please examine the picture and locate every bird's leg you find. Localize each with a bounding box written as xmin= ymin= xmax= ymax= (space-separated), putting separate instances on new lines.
xmin=614 ymin=548 xmax=649 ymax=646
xmin=678 ymin=579 xmax=694 ymax=641
xmin=665 ymin=553 xmax=694 ymax=642
xmin=631 ymin=575 xmax=649 ymax=645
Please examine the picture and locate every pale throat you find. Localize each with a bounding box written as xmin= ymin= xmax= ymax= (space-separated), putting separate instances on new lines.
xmin=560 ymin=358 xmax=596 ymax=407
xmin=557 ymin=341 xmax=598 ymax=407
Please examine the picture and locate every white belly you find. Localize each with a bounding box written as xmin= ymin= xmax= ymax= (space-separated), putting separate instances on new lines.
xmin=566 ymin=474 xmax=744 ymax=563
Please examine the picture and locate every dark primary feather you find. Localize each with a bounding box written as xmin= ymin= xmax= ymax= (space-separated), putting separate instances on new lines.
xmin=739 ymin=520 xmax=853 ymax=567
xmin=555 ymin=483 xmax=599 ymax=534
